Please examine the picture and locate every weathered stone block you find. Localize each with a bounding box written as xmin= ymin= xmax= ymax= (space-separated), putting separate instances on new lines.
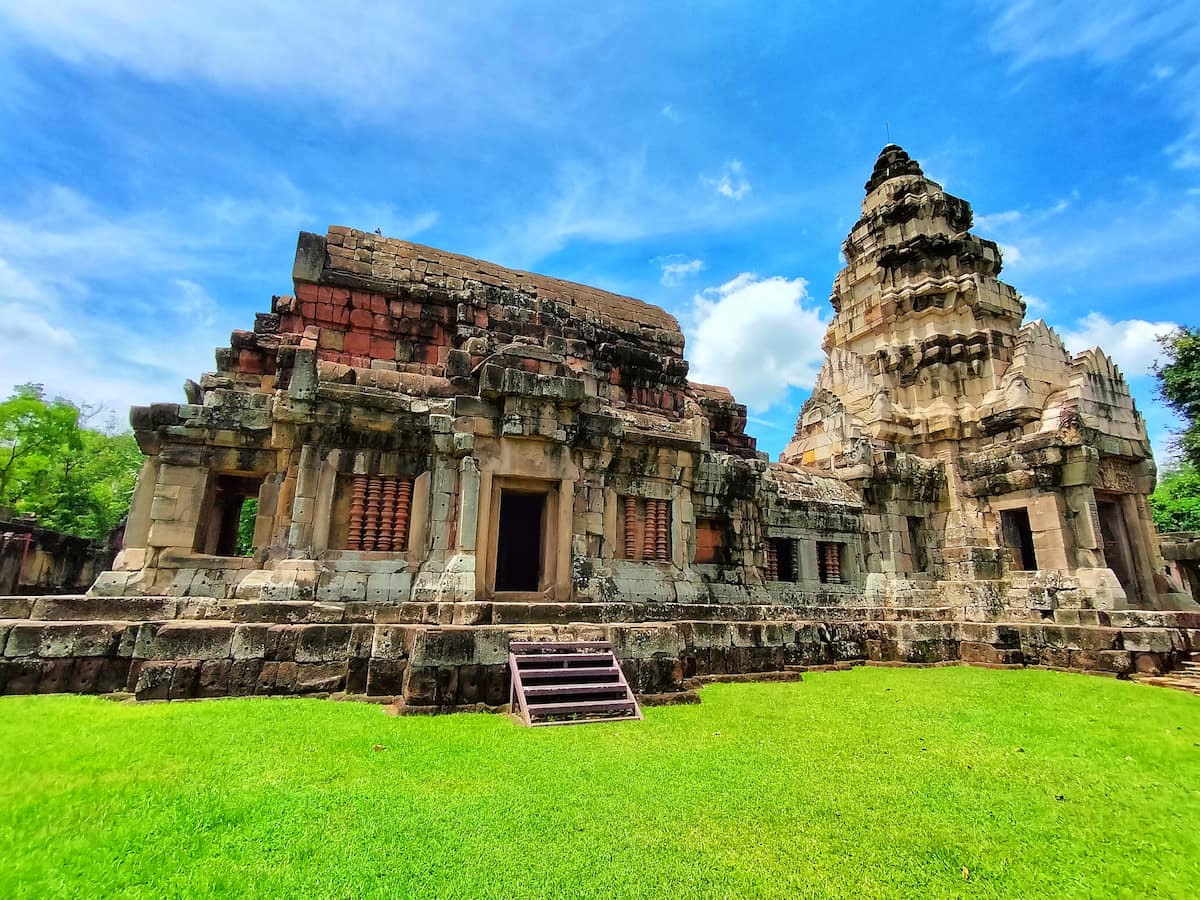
xmin=150 ymin=623 xmax=234 ymax=660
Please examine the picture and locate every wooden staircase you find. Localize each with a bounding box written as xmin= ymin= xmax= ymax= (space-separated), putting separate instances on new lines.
xmin=508 ymin=640 xmax=642 ymax=726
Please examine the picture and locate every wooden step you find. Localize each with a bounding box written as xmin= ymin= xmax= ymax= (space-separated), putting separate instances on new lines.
xmin=508 ymin=640 xmax=642 ymax=727
xmin=518 ymin=666 xmax=620 ymax=682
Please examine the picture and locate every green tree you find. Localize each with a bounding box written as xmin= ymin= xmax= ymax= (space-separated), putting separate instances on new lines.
xmin=1155 ymin=325 xmax=1200 ymax=469
xmin=0 ymin=385 xmax=143 ymax=539
xmin=0 ymin=385 xmax=81 ymax=501
xmin=1148 ymin=463 xmax=1200 ymax=533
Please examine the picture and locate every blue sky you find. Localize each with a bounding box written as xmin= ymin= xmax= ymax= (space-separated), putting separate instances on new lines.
xmin=0 ymin=1 xmax=1197 ymax=462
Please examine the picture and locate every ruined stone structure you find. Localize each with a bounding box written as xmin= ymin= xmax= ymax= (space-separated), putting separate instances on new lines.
xmin=2 ymin=145 xmax=1197 ymax=705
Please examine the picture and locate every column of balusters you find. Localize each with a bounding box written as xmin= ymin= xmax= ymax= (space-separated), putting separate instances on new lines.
xmin=641 ymin=499 xmax=656 ymax=561
xmin=378 ymin=478 xmax=397 ymax=551
xmin=823 ymin=542 xmax=841 ymax=584
xmin=624 ymin=497 xmax=638 ymax=559
xmin=364 ymin=476 xmax=382 ymax=551
xmin=348 ymin=476 xmax=368 ymax=550
xmin=654 ymin=499 xmax=669 ymax=561
xmin=394 ymin=478 xmax=413 ymax=552
xmin=766 ymin=541 xmax=778 ymax=581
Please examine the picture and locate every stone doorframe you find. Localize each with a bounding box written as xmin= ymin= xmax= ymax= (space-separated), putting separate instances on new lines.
xmin=476 ymin=474 xmax=573 ymax=602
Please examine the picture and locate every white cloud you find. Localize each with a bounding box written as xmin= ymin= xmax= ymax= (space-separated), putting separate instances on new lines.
xmin=656 ymin=255 xmax=704 ymax=287
xmin=660 ymin=104 xmax=681 ymax=123
xmin=1059 ymin=312 xmax=1178 ymax=377
xmin=686 ymin=273 xmax=825 ymax=411
xmin=705 ymin=160 xmax=752 ymax=201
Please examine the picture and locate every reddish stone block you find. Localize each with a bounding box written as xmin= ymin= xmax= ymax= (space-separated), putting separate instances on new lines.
xmin=343 ymin=332 xmax=371 ymax=354
xmin=332 ymin=287 xmax=350 ymax=304
xmin=371 ymin=294 xmax=388 ymax=314
xmin=349 ymin=309 xmax=373 ymax=329
xmin=317 ymin=302 xmax=334 ymax=322
xmin=371 ymin=337 xmax=397 ymax=359
xmin=238 ymin=350 xmax=269 ymax=374
xmin=351 ymin=290 xmax=373 ymax=309
xmin=301 ymin=301 xmax=317 ymax=319
xmin=404 ymin=301 xmax=422 ymax=318
xmin=372 ymin=314 xmax=392 ymax=332
xmin=421 ymin=344 xmax=441 ymax=365
xmin=474 ymin=310 xmax=488 ymax=328
xmin=295 ymin=283 xmax=319 ymax=303
xmin=317 ymin=285 xmax=334 ymax=303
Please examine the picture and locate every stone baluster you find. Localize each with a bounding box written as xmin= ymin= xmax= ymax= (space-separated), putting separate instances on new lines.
xmin=823 ymin=542 xmax=841 ymax=584
xmin=348 ymin=476 xmax=368 ymax=550
xmin=379 ymin=478 xmax=397 ymax=551
xmin=394 ymin=478 xmax=413 ymax=552
xmin=654 ymin=499 xmax=669 ymax=562
xmin=624 ymin=496 xmax=638 ymax=560
xmin=766 ymin=541 xmax=778 ymax=581
xmin=641 ymin=499 xmax=656 ymax=561
xmin=364 ymin=476 xmax=383 ymax=551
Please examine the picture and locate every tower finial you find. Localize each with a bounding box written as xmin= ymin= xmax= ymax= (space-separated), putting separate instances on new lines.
xmin=864 ymin=144 xmax=923 ymax=193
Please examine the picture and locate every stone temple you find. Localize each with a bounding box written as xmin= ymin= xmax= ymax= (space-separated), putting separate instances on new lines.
xmin=1 ymin=145 xmax=1197 ymax=705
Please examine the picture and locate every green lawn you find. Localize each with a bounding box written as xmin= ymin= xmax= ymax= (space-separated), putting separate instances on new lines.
xmin=2 ymin=667 xmax=1198 ymax=899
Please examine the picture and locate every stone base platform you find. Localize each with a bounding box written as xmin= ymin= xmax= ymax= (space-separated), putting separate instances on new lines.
xmin=3 ymin=595 xmax=1199 ymax=708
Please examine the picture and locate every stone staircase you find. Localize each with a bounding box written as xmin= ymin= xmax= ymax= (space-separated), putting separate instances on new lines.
xmin=1132 ymin=653 xmax=1200 ymax=695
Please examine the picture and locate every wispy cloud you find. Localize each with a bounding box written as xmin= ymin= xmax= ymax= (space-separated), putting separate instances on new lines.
xmin=704 ymin=159 xmax=752 ymax=200
xmin=482 ymin=154 xmax=770 ymax=268
xmin=987 ymin=0 xmax=1200 ymax=169
xmin=655 ymin=255 xmax=704 ymax=287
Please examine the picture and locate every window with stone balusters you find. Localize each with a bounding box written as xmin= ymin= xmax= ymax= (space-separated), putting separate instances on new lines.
xmin=344 ymin=475 xmax=415 ymax=552
xmin=620 ymin=496 xmax=671 ymax=562
xmin=816 ymin=541 xmax=844 ymax=584
xmin=767 ymin=537 xmax=798 ymax=583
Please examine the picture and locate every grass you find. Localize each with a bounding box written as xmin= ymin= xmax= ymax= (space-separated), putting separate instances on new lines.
xmin=2 ymin=667 xmax=1199 ymax=899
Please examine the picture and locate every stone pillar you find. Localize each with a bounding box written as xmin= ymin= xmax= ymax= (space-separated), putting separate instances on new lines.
xmin=457 ymin=457 xmax=479 ymax=551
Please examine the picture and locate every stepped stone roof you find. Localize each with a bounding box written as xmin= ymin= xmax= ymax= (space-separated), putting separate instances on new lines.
xmin=316 ymin=226 xmax=682 ymax=338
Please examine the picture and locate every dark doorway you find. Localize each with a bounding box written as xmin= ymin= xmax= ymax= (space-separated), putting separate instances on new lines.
xmin=907 ymin=516 xmax=928 ymax=573
xmin=1097 ymin=498 xmax=1139 ymax=602
xmin=495 ymin=491 xmax=545 ymax=592
xmin=197 ymin=475 xmax=261 ymax=557
xmin=770 ymin=538 xmax=797 ymax=582
xmin=1000 ymin=508 xmax=1038 ymax=571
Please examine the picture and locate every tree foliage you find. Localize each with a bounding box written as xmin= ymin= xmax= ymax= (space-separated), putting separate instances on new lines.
xmin=1149 ymin=463 xmax=1200 ymax=533
xmin=0 ymin=385 xmax=143 ymax=539
xmin=1155 ymin=325 xmax=1200 ymax=469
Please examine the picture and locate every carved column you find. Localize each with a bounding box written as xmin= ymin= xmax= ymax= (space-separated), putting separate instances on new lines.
xmin=624 ymin=496 xmax=638 ymax=560
xmin=823 ymin=542 xmax=842 ymax=584
xmin=654 ymin=499 xmax=669 ymax=562
xmin=379 ymin=478 xmax=397 ymax=551
xmin=766 ymin=541 xmax=778 ymax=581
xmin=364 ymin=476 xmax=382 ymax=551
xmin=395 ymin=478 xmax=413 ymax=552
xmin=348 ymin=476 xmax=368 ymax=550
xmin=642 ymin=499 xmax=656 ymax=561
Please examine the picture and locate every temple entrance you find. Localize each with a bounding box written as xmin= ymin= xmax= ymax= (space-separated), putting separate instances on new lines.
xmin=1000 ymin=508 xmax=1038 ymax=571
xmin=494 ymin=491 xmax=546 ymax=592
xmin=1096 ymin=496 xmax=1140 ymax=603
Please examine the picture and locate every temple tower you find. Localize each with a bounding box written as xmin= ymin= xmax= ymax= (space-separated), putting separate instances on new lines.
xmin=782 ymin=145 xmax=1185 ymax=611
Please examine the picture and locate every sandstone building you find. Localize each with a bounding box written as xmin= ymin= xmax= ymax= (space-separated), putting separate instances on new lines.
xmin=1 ymin=146 xmax=1196 ymax=704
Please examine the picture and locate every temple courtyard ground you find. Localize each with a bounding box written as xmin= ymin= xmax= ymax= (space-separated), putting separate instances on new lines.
xmin=2 ymin=668 xmax=1198 ymax=899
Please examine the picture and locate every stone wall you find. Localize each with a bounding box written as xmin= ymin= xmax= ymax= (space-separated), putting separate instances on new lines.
xmin=0 ymin=518 xmax=114 ymax=596
xmin=3 ymin=594 xmax=1195 ymax=705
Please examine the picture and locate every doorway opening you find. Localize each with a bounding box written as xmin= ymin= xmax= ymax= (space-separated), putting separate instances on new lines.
xmin=495 ymin=491 xmax=546 ymax=592
xmin=196 ymin=474 xmax=262 ymax=557
xmin=1096 ymin=496 xmax=1140 ymax=603
xmin=1000 ymin=508 xmax=1038 ymax=571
